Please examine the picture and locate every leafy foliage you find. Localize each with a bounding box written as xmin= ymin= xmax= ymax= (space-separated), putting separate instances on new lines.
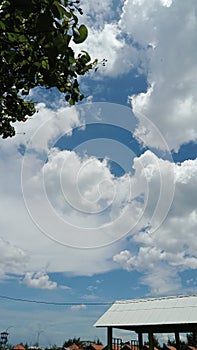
xmin=63 ymin=337 xmax=82 ymax=348
xmin=94 ymin=339 xmax=103 ymax=346
xmin=187 ymin=332 xmax=197 ymax=348
xmin=167 ymin=337 xmax=186 ymax=350
xmin=0 ymin=0 xmax=98 ymax=138
xmin=145 ymin=335 xmax=161 ymax=349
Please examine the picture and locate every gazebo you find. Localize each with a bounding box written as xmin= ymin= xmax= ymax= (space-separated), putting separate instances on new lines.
xmin=94 ymin=295 xmax=197 ymax=350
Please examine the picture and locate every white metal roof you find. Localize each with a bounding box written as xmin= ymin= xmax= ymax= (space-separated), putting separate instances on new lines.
xmin=95 ymin=295 xmax=197 ymax=328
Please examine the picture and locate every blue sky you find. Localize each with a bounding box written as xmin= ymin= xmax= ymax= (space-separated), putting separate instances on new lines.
xmin=1 ymin=0 xmax=197 ymax=347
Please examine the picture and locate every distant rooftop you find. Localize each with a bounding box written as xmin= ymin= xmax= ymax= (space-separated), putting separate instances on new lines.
xmin=13 ymin=345 xmax=26 ymax=350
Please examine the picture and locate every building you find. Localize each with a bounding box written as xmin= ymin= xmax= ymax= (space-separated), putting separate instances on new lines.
xmin=85 ymin=345 xmax=104 ymax=350
xmin=13 ymin=345 xmax=26 ymax=350
xmin=94 ymin=295 xmax=197 ymax=350
xmin=164 ymin=346 xmax=177 ymax=350
xmin=143 ymin=345 xmax=159 ymax=350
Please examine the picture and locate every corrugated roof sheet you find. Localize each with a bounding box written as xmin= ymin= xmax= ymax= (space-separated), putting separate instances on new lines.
xmin=95 ymin=295 xmax=197 ymax=327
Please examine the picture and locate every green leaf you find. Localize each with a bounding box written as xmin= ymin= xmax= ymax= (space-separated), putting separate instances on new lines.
xmin=81 ymin=50 xmax=91 ymax=62
xmin=41 ymin=58 xmax=50 ymax=70
xmin=0 ymin=21 xmax=6 ymax=30
xmin=52 ymin=1 xmax=71 ymax=19
xmin=53 ymin=33 xmax=69 ymax=54
xmin=69 ymin=99 xmax=75 ymax=105
xmin=73 ymin=24 xmax=88 ymax=44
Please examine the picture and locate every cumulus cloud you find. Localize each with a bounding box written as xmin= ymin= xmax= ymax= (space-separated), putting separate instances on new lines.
xmin=0 ymin=104 xmax=170 ymax=283
xmin=80 ymin=0 xmax=197 ymax=150
xmin=113 ymin=156 xmax=197 ymax=295
xmin=81 ymin=0 xmax=115 ymax=29
xmin=23 ymin=271 xmax=57 ymax=290
xmin=0 ymin=103 xmax=142 ymax=277
xmin=22 ymin=145 xmax=144 ymax=249
xmin=17 ymin=103 xmax=81 ymax=153
xmin=2 ymin=98 xmax=196 ymax=295
xmin=119 ymin=0 xmax=197 ymax=150
xmin=0 ymin=238 xmax=28 ymax=278
xmin=77 ymin=22 xmax=139 ymax=77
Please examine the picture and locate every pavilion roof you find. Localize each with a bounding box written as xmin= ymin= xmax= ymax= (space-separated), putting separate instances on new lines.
xmin=95 ymin=295 xmax=197 ymax=333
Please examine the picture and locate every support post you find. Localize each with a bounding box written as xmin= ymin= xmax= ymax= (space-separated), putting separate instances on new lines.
xmin=107 ymin=326 xmax=113 ymax=350
xmin=138 ymin=332 xmax=143 ymax=350
xmin=148 ymin=330 xmax=154 ymax=350
xmin=175 ymin=331 xmax=180 ymax=350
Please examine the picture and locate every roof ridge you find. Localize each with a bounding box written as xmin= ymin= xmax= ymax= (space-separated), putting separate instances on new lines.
xmin=115 ymin=294 xmax=197 ymax=304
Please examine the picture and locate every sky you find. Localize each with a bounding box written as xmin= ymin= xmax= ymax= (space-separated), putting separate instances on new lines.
xmin=1 ymin=0 xmax=197 ymax=347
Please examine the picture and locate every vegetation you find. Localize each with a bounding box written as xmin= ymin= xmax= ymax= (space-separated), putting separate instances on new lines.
xmin=187 ymin=332 xmax=197 ymax=348
xmin=0 ymin=0 xmax=98 ymax=138
xmin=145 ymin=335 xmax=161 ymax=349
xmin=63 ymin=338 xmax=82 ymax=348
xmin=167 ymin=337 xmax=186 ymax=350
xmin=2 ymin=333 xmax=197 ymax=350
xmin=94 ymin=339 xmax=103 ymax=346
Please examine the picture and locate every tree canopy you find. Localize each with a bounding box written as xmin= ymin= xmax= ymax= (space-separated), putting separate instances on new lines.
xmin=63 ymin=337 xmax=82 ymax=348
xmin=0 ymin=0 xmax=97 ymax=138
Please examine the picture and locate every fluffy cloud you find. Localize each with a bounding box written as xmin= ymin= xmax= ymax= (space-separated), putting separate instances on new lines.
xmin=120 ymin=0 xmax=197 ymax=150
xmin=0 ymin=100 xmax=172 ymax=283
xmin=81 ymin=0 xmax=115 ymax=29
xmin=0 ymin=103 xmax=139 ymax=278
xmin=0 ymin=238 xmax=28 ymax=277
xmin=2 ymin=98 xmax=197 ymax=295
xmin=21 ymin=145 xmax=144 ymax=249
xmin=78 ymin=23 xmax=138 ymax=77
xmin=113 ymin=156 xmax=197 ymax=295
xmin=23 ymin=271 xmax=57 ymax=290
xmin=80 ymin=0 xmax=197 ymax=150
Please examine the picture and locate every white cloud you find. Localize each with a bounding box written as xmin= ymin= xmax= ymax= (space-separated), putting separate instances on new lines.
xmin=83 ymin=294 xmax=99 ymax=300
xmin=23 ymin=271 xmax=57 ymax=290
xmin=141 ymin=265 xmax=181 ymax=296
xmin=0 ymin=104 xmax=139 ymax=277
xmin=87 ymin=285 xmax=98 ymax=292
xmin=2 ymin=103 xmax=196 ymax=296
xmin=78 ymin=23 xmax=139 ymax=77
xmin=21 ymin=146 xmax=144 ymax=249
xmin=80 ymin=0 xmax=197 ymax=150
xmin=120 ymin=0 xmax=197 ymax=150
xmin=113 ymin=155 xmax=197 ymax=295
xmin=59 ymin=285 xmax=71 ymax=290
xmin=0 ymin=238 xmax=28 ymax=278
xmin=1 ymin=103 xmax=171 ymax=282
xmin=18 ymin=103 xmax=81 ymax=153
xmin=81 ymin=0 xmax=115 ymax=29
xmin=70 ymin=304 xmax=87 ymax=311
xmin=0 ymin=96 xmax=197 ymax=296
